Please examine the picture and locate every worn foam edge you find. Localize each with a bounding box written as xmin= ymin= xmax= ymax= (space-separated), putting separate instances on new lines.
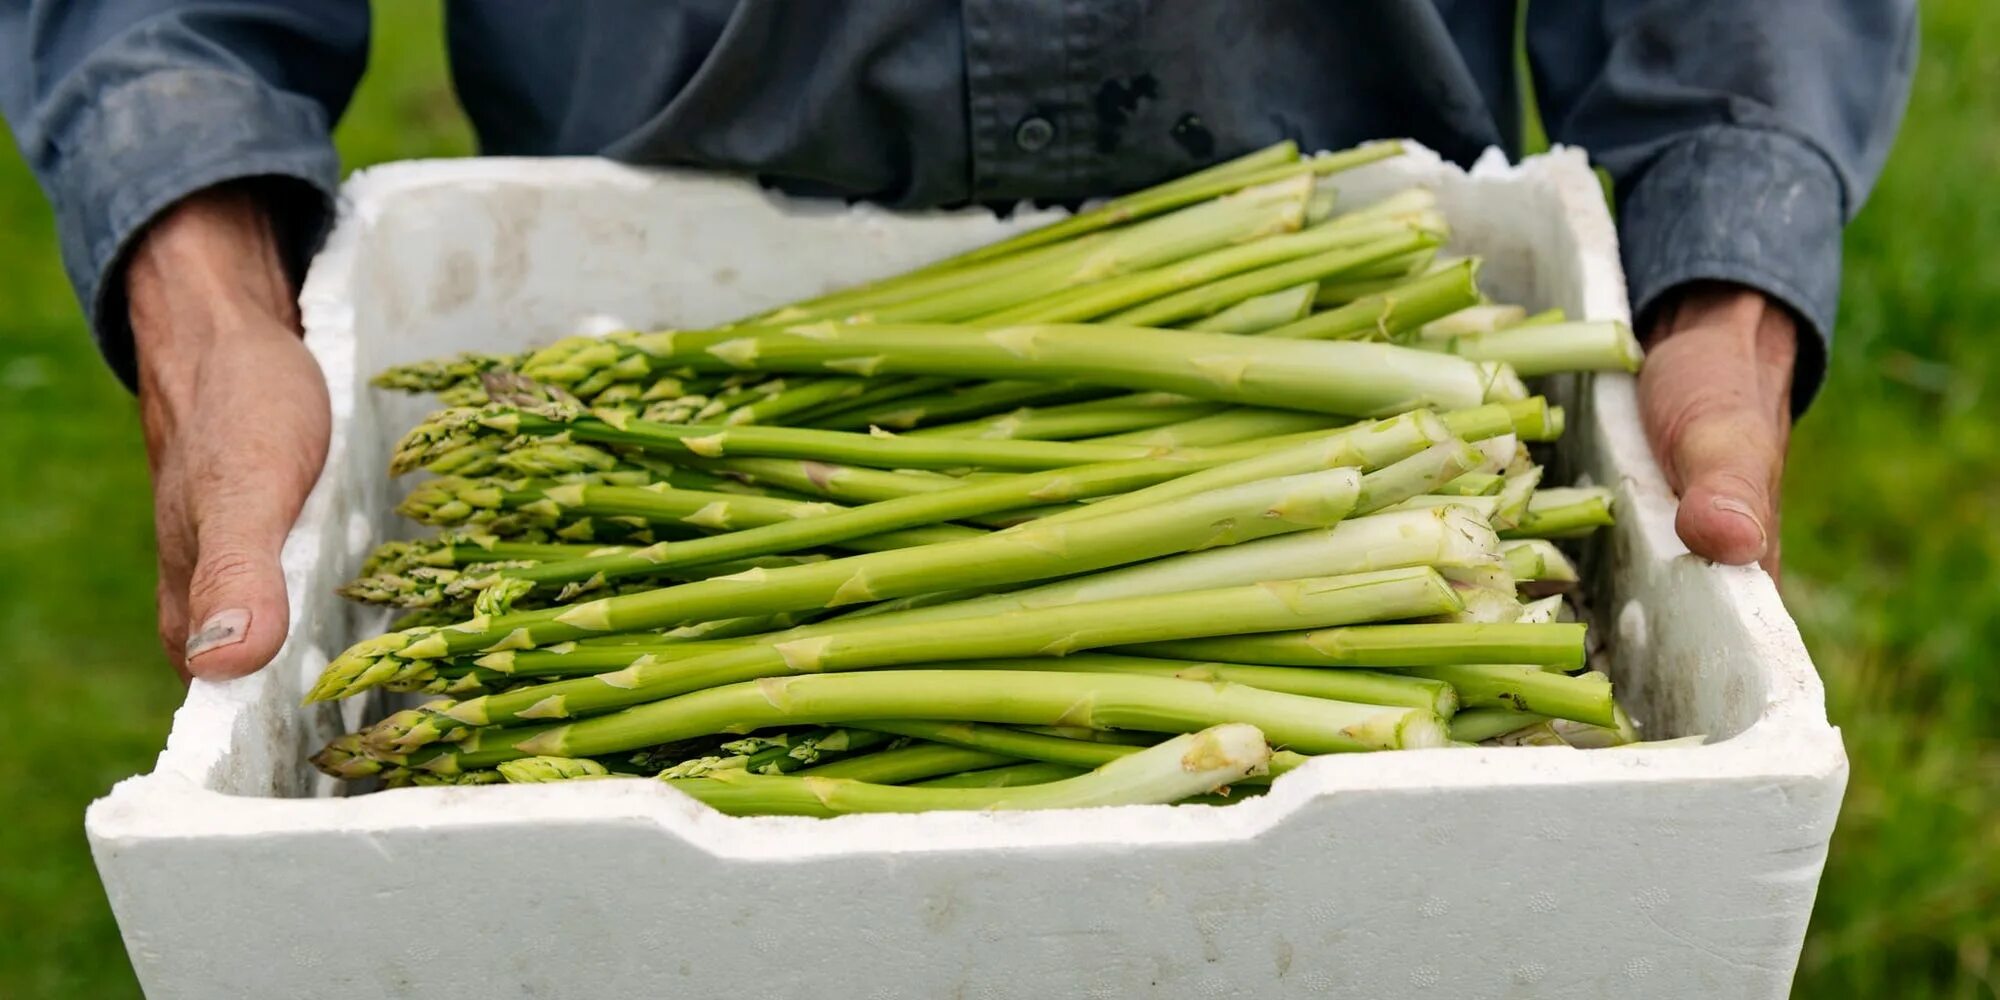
xmin=91 ymin=145 xmax=1841 ymax=857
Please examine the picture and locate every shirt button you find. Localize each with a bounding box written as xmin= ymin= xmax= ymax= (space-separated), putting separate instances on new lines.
xmin=1014 ymin=116 xmax=1056 ymax=152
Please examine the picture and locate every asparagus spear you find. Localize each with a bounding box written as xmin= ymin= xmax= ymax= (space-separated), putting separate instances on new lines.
xmin=980 ymin=213 xmax=1436 ymax=325
xmin=812 ymin=506 xmax=1497 ymax=639
xmin=1423 ymin=321 xmax=1645 ymax=376
xmin=905 ymin=400 xmax=1223 ymax=441
xmin=1120 ymin=621 xmax=1587 ymax=670
xmin=904 ymin=141 xmax=1396 ymax=274
xmin=1105 ymin=230 xmax=1441 ymax=327
xmin=982 ymin=655 xmax=1459 ymax=716
xmin=592 ymin=321 xmax=1504 ymax=417
xmin=720 ymin=377 xmax=875 ymax=425
xmin=832 ymin=721 xmax=1312 ymax=788
xmin=429 ymin=566 xmax=1458 ymax=732
xmin=814 ymin=381 xmax=1100 ymax=431
xmin=1446 ymin=708 xmax=1549 ymax=743
xmin=1258 ymin=259 xmax=1483 ymax=342
xmin=392 ymin=404 xmax=1174 ymax=476
xmin=1417 ymin=305 xmax=1528 ymax=339
xmin=1500 ymin=539 xmax=1580 ymax=585
xmin=911 ymin=762 xmax=1086 ymax=788
xmin=656 ymin=727 xmax=893 ymax=778
xmin=1382 ymin=665 xmax=1618 ymax=727
xmin=789 ymin=744 xmax=1018 ymax=784
xmin=663 ymin=723 xmax=1274 ymax=816
xmin=1088 ymin=408 xmax=1337 ymax=448
xmin=1185 ymin=282 xmax=1318 ymax=333
xmin=860 ymin=174 xmax=1317 ymax=323
xmin=486 ymin=667 xmax=1445 ymax=766
xmin=309 ymin=469 xmax=1368 ymax=700
xmin=380 ymin=421 xmax=1439 ymax=610
xmin=1501 ymin=487 xmax=1617 ymax=539
xmin=496 ymin=756 xmax=613 ymax=782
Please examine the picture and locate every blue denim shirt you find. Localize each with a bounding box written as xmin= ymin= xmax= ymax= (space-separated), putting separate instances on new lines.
xmin=0 ymin=1 xmax=1915 ymax=408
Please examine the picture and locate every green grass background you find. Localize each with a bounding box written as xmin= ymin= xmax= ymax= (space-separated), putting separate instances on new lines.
xmin=0 ymin=2 xmax=1991 ymax=996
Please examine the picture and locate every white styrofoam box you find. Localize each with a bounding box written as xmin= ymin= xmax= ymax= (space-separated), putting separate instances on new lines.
xmin=87 ymin=146 xmax=1844 ymax=1000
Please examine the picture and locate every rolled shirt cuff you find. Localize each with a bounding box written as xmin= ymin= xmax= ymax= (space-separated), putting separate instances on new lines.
xmin=41 ymin=68 xmax=341 ymax=389
xmin=1616 ymin=125 xmax=1843 ymax=414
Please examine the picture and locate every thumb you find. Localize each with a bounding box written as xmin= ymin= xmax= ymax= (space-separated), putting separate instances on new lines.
xmin=1665 ymin=409 xmax=1783 ymax=567
xmin=182 ymin=501 xmax=295 ymax=680
xmin=179 ymin=334 xmax=331 ymax=680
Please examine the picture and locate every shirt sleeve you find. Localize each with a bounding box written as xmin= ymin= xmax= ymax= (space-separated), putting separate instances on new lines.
xmin=0 ymin=1 xmax=369 ymax=388
xmin=1525 ymin=0 xmax=1917 ymax=412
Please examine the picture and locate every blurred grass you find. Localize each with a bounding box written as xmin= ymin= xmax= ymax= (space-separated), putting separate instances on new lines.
xmin=0 ymin=1 xmax=1991 ymax=997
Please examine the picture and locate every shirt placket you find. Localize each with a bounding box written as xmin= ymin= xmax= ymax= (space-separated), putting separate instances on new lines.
xmin=963 ymin=0 xmax=1086 ymax=201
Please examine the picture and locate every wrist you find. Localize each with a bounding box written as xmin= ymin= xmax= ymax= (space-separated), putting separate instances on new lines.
xmin=1644 ymin=282 xmax=1798 ymax=350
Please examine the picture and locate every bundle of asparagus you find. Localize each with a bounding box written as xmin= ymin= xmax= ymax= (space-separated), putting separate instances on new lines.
xmin=310 ymin=140 xmax=1649 ymax=816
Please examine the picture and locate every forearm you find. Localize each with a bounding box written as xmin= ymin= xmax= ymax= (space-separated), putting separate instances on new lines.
xmin=1526 ymin=0 xmax=1917 ymax=413
xmin=0 ymin=1 xmax=367 ymax=387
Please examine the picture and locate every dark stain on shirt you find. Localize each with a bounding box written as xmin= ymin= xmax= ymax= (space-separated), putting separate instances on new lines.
xmin=1171 ymin=112 xmax=1215 ymax=159
xmin=1093 ymin=73 xmax=1159 ymax=152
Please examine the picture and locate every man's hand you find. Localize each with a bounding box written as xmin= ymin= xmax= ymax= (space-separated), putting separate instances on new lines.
xmin=128 ymin=184 xmax=330 ymax=680
xmin=1637 ymin=283 xmax=1797 ymax=575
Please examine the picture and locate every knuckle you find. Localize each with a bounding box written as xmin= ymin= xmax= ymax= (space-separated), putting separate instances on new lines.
xmin=187 ymin=547 xmax=271 ymax=599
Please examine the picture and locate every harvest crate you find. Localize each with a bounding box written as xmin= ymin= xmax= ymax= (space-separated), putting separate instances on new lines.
xmin=87 ymin=145 xmax=1844 ymax=999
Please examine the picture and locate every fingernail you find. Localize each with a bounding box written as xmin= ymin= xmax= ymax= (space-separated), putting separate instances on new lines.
xmin=1710 ymin=496 xmax=1768 ymax=552
xmin=186 ymin=608 xmax=251 ymax=660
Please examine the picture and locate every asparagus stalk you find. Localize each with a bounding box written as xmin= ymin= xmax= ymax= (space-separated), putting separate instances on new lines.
xmin=1121 ymin=621 xmax=1587 ymax=669
xmin=912 ymin=762 xmax=1086 ymax=788
xmin=388 ymin=424 xmax=1422 ymax=607
xmin=862 ymin=174 xmax=1318 ymax=323
xmin=985 ymin=655 xmax=1459 ymax=716
xmin=1501 ymin=487 xmax=1617 ymax=539
xmin=599 ymin=321 xmax=1501 ymax=417
xmin=392 ymin=404 xmax=1173 ymax=476
xmin=664 ymin=724 xmax=1274 ymax=816
xmin=1437 ymin=472 xmax=1506 ymax=496
xmin=842 ymin=720 xmax=1312 ymax=787
xmin=1384 ymin=494 xmax=1504 ymax=519
xmin=1446 ymin=708 xmax=1549 ymax=743
xmin=394 ymin=477 xmax=850 ymax=531
xmin=1493 ymin=466 xmax=1544 ymax=530
xmin=1383 ymin=665 xmax=1618 ymax=727
xmin=1103 ymin=231 xmax=1442 ymax=327
xmin=854 ymin=720 xmax=1135 ymax=769
xmin=905 ymin=400 xmax=1223 ymax=441
xmin=720 ymin=377 xmax=875 ymax=425
xmin=982 ymin=212 xmax=1434 ymax=326
xmin=496 ymin=756 xmax=613 ymax=782
xmin=1032 ymin=409 xmax=1457 ymax=526
xmin=1500 ymin=539 xmax=1580 ymax=584
xmin=1088 ymin=408 xmax=1337 ymax=448
xmin=656 ymin=727 xmax=893 ymax=778
xmin=489 ymin=667 xmax=1444 ymax=765
xmin=1423 ymin=321 xmax=1645 ymax=376
xmin=914 ymin=141 xmax=1395 ymax=272
xmin=815 ymin=381 xmax=1100 ymax=431
xmin=790 ymin=744 xmax=1018 ymax=784
xmin=785 ymin=376 xmax=960 ymax=427
xmin=310 ymin=469 xmax=1369 ymax=700
xmin=816 ymin=506 xmax=1497 ymax=639
xmin=431 ymin=566 xmax=1457 ymax=732
xmin=1184 ymin=282 xmax=1318 ymax=333
xmin=1257 ymin=259 xmax=1484 ymax=342
xmin=1417 ymin=305 xmax=1528 ymax=339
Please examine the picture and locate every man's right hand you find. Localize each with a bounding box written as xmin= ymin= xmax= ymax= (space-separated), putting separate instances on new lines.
xmin=127 ymin=184 xmax=330 ymax=681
